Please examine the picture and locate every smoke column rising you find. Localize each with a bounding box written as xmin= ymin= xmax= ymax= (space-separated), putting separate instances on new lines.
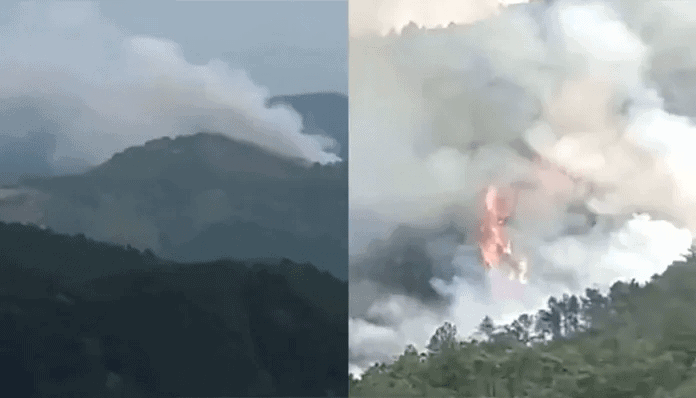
xmin=349 ymin=0 xmax=696 ymax=376
xmin=0 ymin=1 xmax=339 ymax=181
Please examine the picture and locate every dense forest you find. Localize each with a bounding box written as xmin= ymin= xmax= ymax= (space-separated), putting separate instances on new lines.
xmin=13 ymin=131 xmax=348 ymax=280
xmin=350 ymin=249 xmax=696 ymax=397
xmin=0 ymin=221 xmax=347 ymax=397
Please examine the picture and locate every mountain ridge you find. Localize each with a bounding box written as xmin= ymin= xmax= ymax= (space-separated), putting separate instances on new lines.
xmin=0 ymin=220 xmax=347 ymax=396
xmin=9 ymin=130 xmax=348 ymax=279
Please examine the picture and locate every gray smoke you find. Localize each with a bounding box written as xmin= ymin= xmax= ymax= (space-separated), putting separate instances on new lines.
xmin=350 ymin=0 xmax=696 ymax=376
xmin=0 ymin=1 xmax=339 ymax=186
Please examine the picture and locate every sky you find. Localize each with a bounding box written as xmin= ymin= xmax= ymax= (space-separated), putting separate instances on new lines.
xmin=0 ymin=0 xmax=347 ymax=183
xmin=95 ymin=0 xmax=348 ymax=97
xmin=349 ymin=0 xmax=696 ymax=377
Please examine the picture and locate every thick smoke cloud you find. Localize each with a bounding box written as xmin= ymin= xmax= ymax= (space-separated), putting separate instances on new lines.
xmin=0 ymin=1 xmax=339 ymax=184
xmin=350 ymin=0 xmax=696 ymax=376
xmin=349 ymin=0 xmax=529 ymax=37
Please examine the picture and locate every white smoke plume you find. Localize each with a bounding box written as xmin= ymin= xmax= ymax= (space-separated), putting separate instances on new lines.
xmin=350 ymin=0 xmax=530 ymax=37
xmin=350 ymin=0 xmax=696 ymax=376
xmin=0 ymin=1 xmax=339 ymax=180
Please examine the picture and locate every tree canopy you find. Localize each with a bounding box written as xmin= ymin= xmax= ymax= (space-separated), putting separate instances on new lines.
xmin=351 ymin=249 xmax=696 ymax=397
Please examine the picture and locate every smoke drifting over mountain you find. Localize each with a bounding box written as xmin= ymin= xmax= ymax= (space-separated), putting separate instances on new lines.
xmin=350 ymin=0 xmax=696 ymax=376
xmin=0 ymin=1 xmax=339 ymax=184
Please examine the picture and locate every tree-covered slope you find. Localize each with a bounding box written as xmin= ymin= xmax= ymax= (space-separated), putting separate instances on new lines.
xmin=351 ymin=249 xmax=696 ymax=398
xmin=10 ymin=131 xmax=348 ymax=279
xmin=0 ymin=221 xmax=347 ymax=397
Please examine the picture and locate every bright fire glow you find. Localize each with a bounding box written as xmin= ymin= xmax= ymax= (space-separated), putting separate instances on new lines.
xmin=477 ymin=185 xmax=528 ymax=283
xmin=477 ymin=155 xmax=591 ymax=284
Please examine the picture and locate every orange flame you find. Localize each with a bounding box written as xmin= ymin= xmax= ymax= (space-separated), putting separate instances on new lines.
xmin=477 ymin=184 xmax=528 ymax=283
xmin=477 ymin=155 xmax=589 ymax=283
xmin=477 ymin=185 xmax=514 ymax=269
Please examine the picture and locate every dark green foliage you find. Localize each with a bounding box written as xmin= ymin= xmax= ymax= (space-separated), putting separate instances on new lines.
xmin=19 ymin=131 xmax=348 ymax=280
xmin=427 ymin=322 xmax=458 ymax=354
xmin=0 ymin=221 xmax=347 ymax=397
xmin=351 ymin=249 xmax=696 ymax=397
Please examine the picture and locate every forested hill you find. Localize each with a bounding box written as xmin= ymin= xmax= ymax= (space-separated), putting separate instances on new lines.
xmin=0 ymin=221 xmax=347 ymax=397
xmin=12 ymin=131 xmax=348 ymax=280
xmin=351 ymin=249 xmax=696 ymax=398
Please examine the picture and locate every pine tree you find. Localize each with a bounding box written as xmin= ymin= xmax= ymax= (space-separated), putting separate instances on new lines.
xmin=427 ymin=322 xmax=458 ymax=354
xmin=478 ymin=316 xmax=495 ymax=342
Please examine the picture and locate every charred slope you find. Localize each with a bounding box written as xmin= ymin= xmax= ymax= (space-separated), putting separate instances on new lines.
xmin=0 ymin=222 xmax=348 ymax=397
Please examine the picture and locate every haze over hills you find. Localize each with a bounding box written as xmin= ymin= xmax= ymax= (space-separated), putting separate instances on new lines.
xmin=8 ymin=134 xmax=347 ymax=278
xmin=0 ymin=2 xmax=348 ymax=396
xmin=0 ymin=91 xmax=347 ymax=185
xmin=0 ymin=91 xmax=349 ymax=395
xmin=0 ymin=220 xmax=347 ymax=397
xmin=0 ymin=92 xmax=349 ymax=280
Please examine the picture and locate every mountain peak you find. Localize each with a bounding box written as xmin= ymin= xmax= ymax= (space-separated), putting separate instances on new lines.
xmin=87 ymin=132 xmax=315 ymax=181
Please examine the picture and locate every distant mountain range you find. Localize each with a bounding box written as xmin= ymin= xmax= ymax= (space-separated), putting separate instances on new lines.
xmin=0 ymin=221 xmax=347 ymax=397
xmin=0 ymin=91 xmax=349 ymax=280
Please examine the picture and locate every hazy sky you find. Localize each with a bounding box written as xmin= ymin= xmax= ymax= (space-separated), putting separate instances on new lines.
xmin=1 ymin=0 xmax=347 ymax=97
xmin=104 ymin=0 xmax=347 ymax=96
